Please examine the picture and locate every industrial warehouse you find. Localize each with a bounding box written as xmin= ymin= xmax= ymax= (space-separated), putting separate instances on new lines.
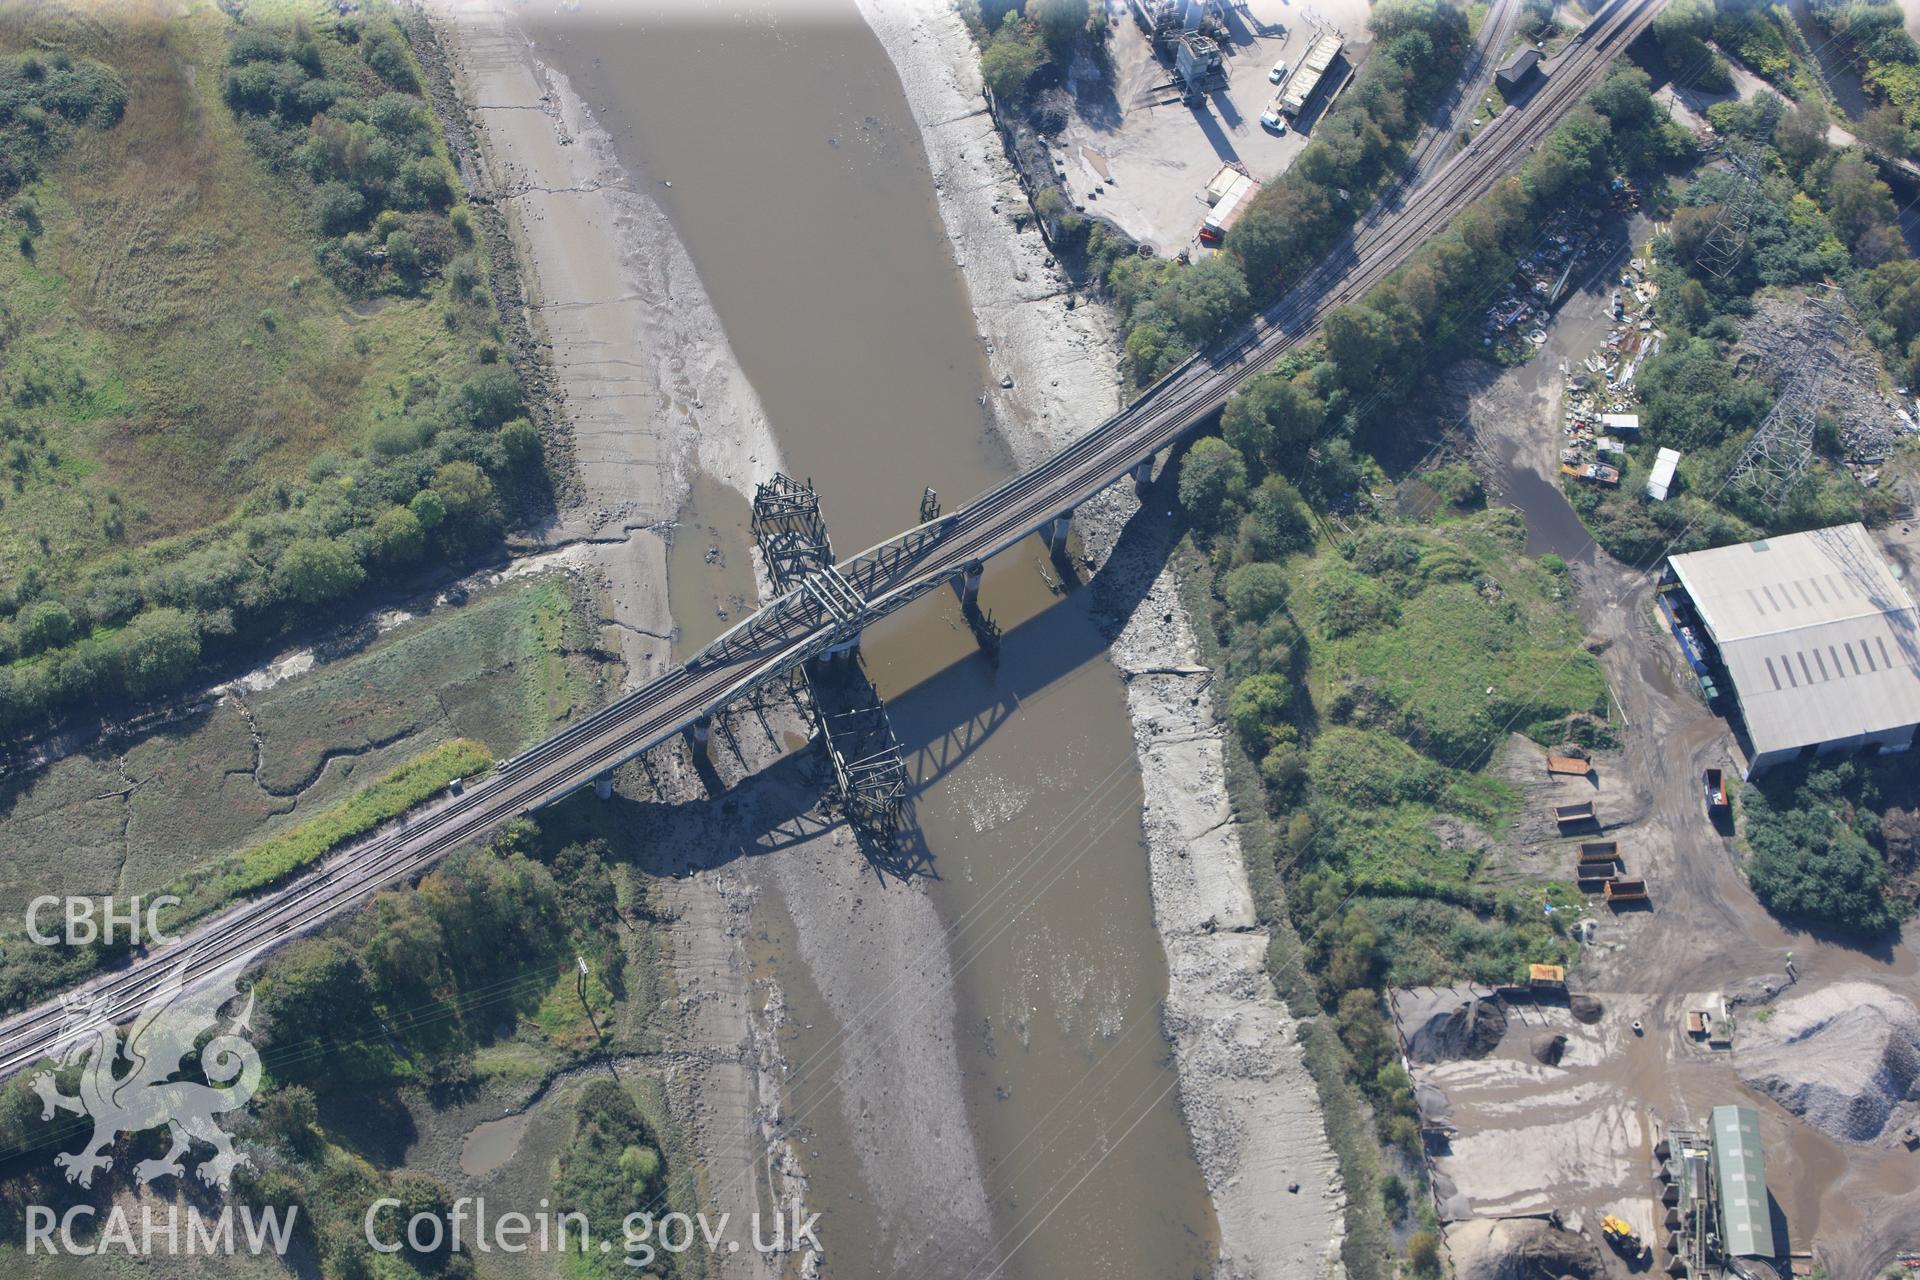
xmin=1660 ymin=523 xmax=1920 ymax=775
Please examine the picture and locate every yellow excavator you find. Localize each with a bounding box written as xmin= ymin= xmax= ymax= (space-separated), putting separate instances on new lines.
xmin=1601 ymin=1214 xmax=1643 ymax=1257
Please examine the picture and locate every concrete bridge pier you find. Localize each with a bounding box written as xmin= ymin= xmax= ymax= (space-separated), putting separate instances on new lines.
xmin=1047 ymin=509 xmax=1073 ymax=551
xmin=960 ymin=560 xmax=985 ymax=607
xmin=1132 ymin=456 xmax=1155 ymax=492
xmin=594 ymin=771 xmax=613 ymax=801
xmin=689 ymin=715 xmax=712 ymax=749
xmin=823 ymin=633 xmax=860 ymax=664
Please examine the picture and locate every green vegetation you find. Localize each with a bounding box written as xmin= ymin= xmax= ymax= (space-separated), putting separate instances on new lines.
xmin=554 ymin=1080 xmax=693 ymax=1278
xmin=1711 ymin=2 xmax=1805 ymax=96
xmin=1744 ymin=758 xmax=1915 ymax=935
xmin=0 ymin=2 xmax=544 ymax=738
xmin=0 ymin=812 xmax=682 ymax=1277
xmin=1086 ymin=0 xmax=1474 ymax=385
xmin=1571 ymin=91 xmax=1913 ymax=565
xmin=1181 ymin=497 xmax=1601 ymax=1276
xmin=0 ymin=573 xmax=607 ymax=1019
xmin=1319 ymin=67 xmax=1689 ymax=401
xmin=0 ymin=52 xmax=125 ymax=196
xmin=255 ymin=823 xmax=630 ymax=1092
xmin=228 ymin=737 xmax=491 ymax=894
xmin=1151 ymin=62 xmax=1688 ymax=1279
xmin=1189 ymin=491 xmax=1600 ymax=1248
xmin=1654 ymin=0 xmax=1733 ymax=92
xmin=963 ymin=0 xmax=1104 ymax=99
xmin=1808 ymin=0 xmax=1920 ymax=156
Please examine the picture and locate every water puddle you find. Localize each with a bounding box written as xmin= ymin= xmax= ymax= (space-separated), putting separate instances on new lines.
xmin=459 ymin=1113 xmax=530 ymax=1177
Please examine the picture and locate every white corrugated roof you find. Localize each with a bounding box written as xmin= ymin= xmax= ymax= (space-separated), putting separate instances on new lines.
xmin=1646 ymin=446 xmax=1680 ymax=500
xmin=1669 ymin=524 xmax=1920 ymax=757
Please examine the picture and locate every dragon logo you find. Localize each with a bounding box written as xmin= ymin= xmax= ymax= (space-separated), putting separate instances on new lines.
xmin=31 ymin=964 xmax=262 ymax=1192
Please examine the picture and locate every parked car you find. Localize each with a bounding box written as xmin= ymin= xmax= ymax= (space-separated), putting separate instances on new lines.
xmin=1260 ymin=108 xmax=1288 ymax=133
xmin=1268 ymin=58 xmax=1288 ymax=84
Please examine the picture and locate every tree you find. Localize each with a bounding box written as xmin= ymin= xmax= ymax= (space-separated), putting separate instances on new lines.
xmin=313 ymin=181 xmax=365 ymax=235
xmin=1825 ymin=154 xmax=1902 ymax=262
xmin=1667 ymin=204 xmax=1723 ymax=272
xmin=362 ymin=30 xmax=417 ymax=91
xmin=1238 ymin=474 xmax=1314 ymax=560
xmin=116 ymin=607 xmax=200 ymax=697
xmin=1638 ymin=337 xmax=1772 ymax=448
xmin=1025 ymin=0 xmax=1090 ymax=57
xmin=1221 ymin=562 xmax=1290 ymax=621
xmin=980 ymin=17 xmax=1045 ymax=100
xmin=1322 ymin=300 xmax=1412 ymax=391
xmin=458 ymin=365 xmax=523 ymax=428
xmin=1222 ymin=374 xmax=1326 ymax=473
xmin=1228 ymin=673 xmax=1292 ymax=746
xmin=383 ymin=227 xmax=419 ymax=272
xmin=1746 ymin=764 xmax=1899 ymax=934
xmin=1177 ymin=437 xmax=1248 ymax=531
xmin=1773 ymin=104 xmax=1831 ymax=176
xmin=1167 ymin=254 xmax=1249 ymax=343
xmin=369 ymin=505 xmax=425 ymax=564
xmin=1859 ymin=103 xmax=1914 ymax=159
xmin=409 ymin=487 xmax=447 ymax=530
xmin=1652 ymin=0 xmax=1713 ymax=52
xmin=276 ymin=537 xmax=366 ymax=605
xmin=17 ymin=599 xmax=75 ymax=656
xmin=431 ymin=460 xmax=496 ymax=524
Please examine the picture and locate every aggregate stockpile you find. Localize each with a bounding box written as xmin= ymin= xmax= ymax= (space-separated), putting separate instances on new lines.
xmin=1736 ymin=981 xmax=1920 ymax=1144
xmin=1398 ymin=990 xmax=1509 ymax=1062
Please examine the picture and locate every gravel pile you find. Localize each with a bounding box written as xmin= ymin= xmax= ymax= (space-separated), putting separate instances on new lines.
xmin=1445 ymin=1218 xmax=1605 ymax=1280
xmin=1737 ymin=981 xmax=1920 ymax=1143
xmin=1396 ymin=989 xmax=1509 ymax=1062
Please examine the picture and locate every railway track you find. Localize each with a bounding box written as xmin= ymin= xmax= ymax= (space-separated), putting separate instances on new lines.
xmin=0 ymin=0 xmax=1660 ymax=1084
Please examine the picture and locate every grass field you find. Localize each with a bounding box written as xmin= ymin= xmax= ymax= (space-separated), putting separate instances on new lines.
xmin=0 ymin=2 xmax=487 ymax=575
xmin=0 ymin=1 xmax=544 ymax=740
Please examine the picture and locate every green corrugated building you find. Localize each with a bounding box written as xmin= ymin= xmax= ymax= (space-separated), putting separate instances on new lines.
xmin=1710 ymin=1104 xmax=1777 ymax=1260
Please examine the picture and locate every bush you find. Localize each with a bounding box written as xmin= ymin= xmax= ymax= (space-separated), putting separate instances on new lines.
xmin=1236 ymin=474 xmax=1314 ymax=561
xmin=0 ymin=53 xmax=127 ymax=195
xmin=1228 ymin=673 xmax=1293 ymax=749
xmin=980 ymin=16 xmax=1046 ymax=100
xmin=1746 ymin=762 xmax=1902 ymax=934
xmin=1407 ymin=1230 xmax=1441 ymax=1275
xmin=276 ymin=537 xmax=366 ymax=604
xmin=116 ymin=607 xmax=200 ymax=697
xmin=230 ymin=740 xmax=492 ymax=893
xmin=554 ymin=1080 xmax=670 ymax=1261
xmin=1221 ymin=562 xmax=1290 ymax=621
xmin=1178 ymin=438 xmax=1248 ymax=532
xmin=1310 ymin=567 xmax=1398 ymax=638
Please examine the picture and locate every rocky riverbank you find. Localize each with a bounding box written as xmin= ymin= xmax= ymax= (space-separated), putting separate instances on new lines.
xmin=852 ymin=1 xmax=1346 ymax=1275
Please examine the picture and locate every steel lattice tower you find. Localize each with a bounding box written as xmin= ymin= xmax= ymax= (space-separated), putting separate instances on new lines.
xmin=1726 ymin=299 xmax=1839 ymax=499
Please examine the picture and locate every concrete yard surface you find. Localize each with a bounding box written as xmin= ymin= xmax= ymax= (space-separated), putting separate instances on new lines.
xmin=1052 ymin=0 xmax=1373 ymax=254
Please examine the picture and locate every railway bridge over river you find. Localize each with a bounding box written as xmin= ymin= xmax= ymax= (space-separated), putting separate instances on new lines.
xmin=0 ymin=0 xmax=1663 ymax=1081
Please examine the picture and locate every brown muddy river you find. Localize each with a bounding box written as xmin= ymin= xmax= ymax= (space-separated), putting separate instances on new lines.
xmin=528 ymin=3 xmax=1217 ymax=1278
